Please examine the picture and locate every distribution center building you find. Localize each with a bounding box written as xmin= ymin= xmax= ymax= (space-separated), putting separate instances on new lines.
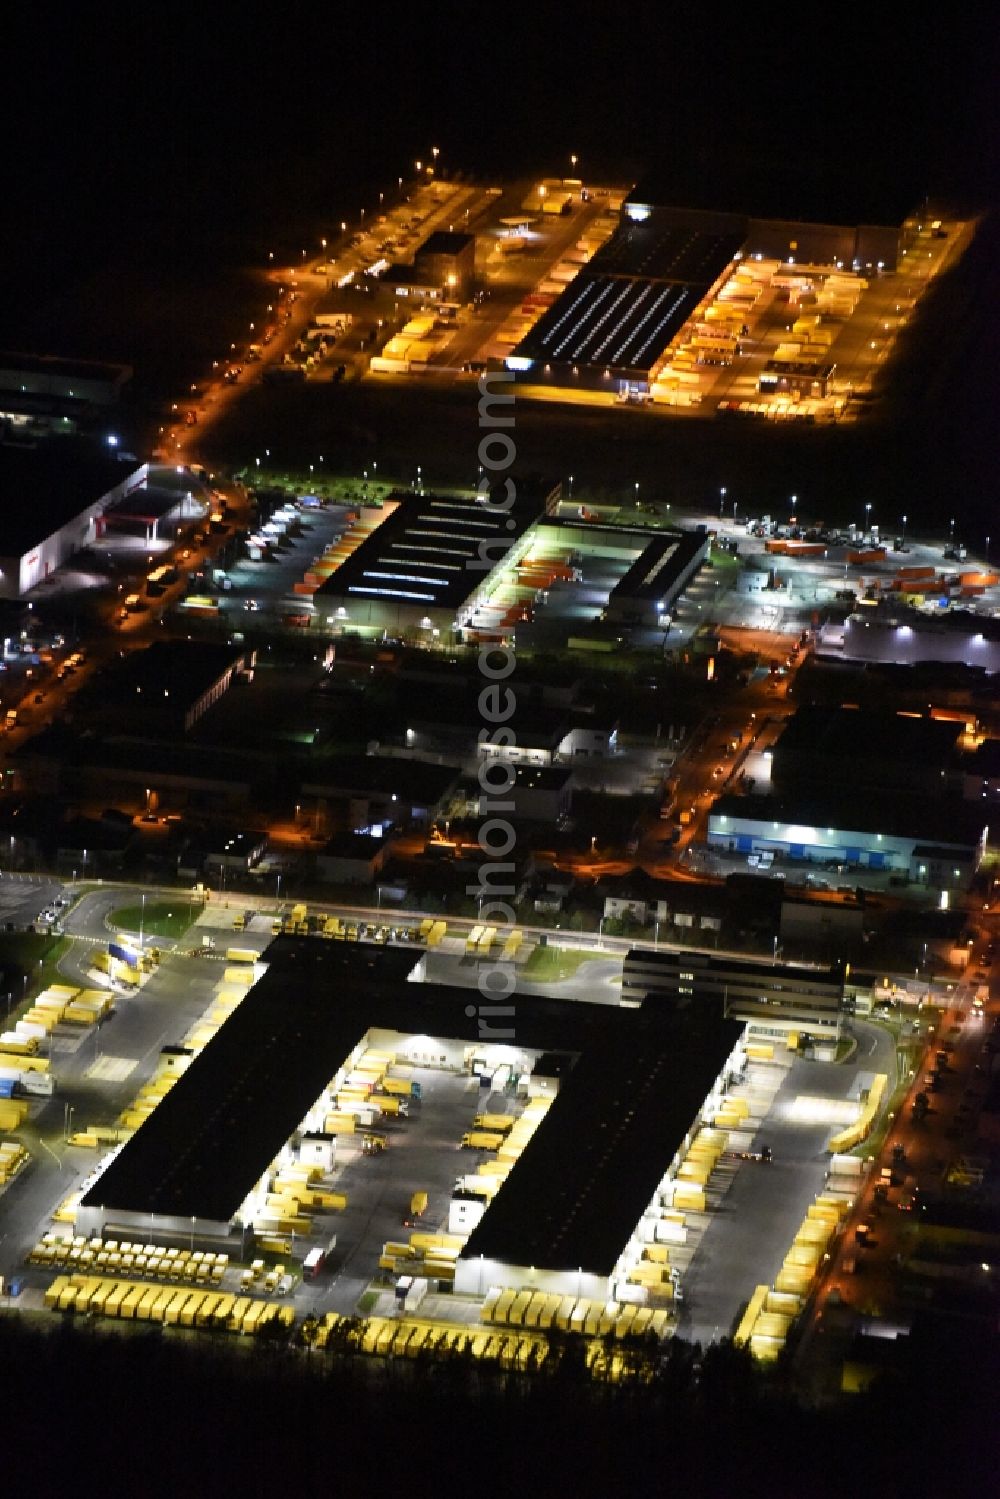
xmin=0 ymin=442 xmax=147 ymax=597
xmin=508 ymin=211 xmax=743 ymax=394
xmin=315 ymin=484 xmax=559 ymax=642
xmin=77 ymin=938 xmax=746 ymax=1306
xmin=506 ymin=169 xmax=908 ymax=397
xmin=707 ymin=791 xmax=988 ymax=887
xmin=0 ymin=446 xmax=205 ymax=598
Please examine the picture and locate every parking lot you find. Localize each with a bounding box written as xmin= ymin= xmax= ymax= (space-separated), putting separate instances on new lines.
xmin=676 ymin=1021 xmax=895 ymax=1343
xmin=304 ymin=1067 xmax=522 ymax=1318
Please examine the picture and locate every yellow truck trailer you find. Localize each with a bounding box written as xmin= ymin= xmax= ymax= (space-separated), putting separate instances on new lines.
xmin=461 ymin=1131 xmax=504 ymax=1150
xmin=472 ymin=1114 xmax=515 ymax=1133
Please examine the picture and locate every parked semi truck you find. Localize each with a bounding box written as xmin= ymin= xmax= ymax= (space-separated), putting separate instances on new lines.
xmin=461 ymin=1131 xmax=505 ymax=1150
xmin=472 ymin=1114 xmax=514 ymax=1133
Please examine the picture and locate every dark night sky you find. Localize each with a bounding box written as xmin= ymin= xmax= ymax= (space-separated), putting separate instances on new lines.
xmin=5 ymin=6 xmax=994 ymax=281
xmin=1 ymin=4 xmax=995 ymax=522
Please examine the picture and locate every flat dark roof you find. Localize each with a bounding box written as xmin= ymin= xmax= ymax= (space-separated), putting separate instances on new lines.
xmin=417 ymin=231 xmax=474 ymax=258
xmin=609 ymin=526 xmax=709 ymax=603
xmin=967 ymin=739 xmax=1000 ymax=777
xmin=15 ymin=724 xmax=256 ymax=790
xmin=513 ymin=216 xmax=742 ymax=378
xmin=625 ymin=163 xmax=916 ymax=230
xmin=0 ymin=351 xmax=131 ymax=386
xmin=514 ymin=273 xmax=702 ymax=377
xmin=383 ymin=263 xmax=439 ymax=288
xmin=710 ymin=789 xmax=986 ymax=848
xmin=512 ymin=765 xmax=572 ymax=790
xmin=464 ymin=1002 xmax=742 ymax=1275
xmin=589 ymin=219 xmax=744 ymax=283
xmin=0 ymin=442 xmax=141 ymax=557
xmin=83 ymin=938 xmax=741 ymax=1273
xmin=301 ymin=755 xmax=460 ymax=805
xmin=80 ymin=945 xmax=419 ymax=1223
xmin=101 ymin=640 xmax=244 ymax=711
xmin=316 ymin=490 xmax=546 ymax=612
xmin=763 ymin=359 xmax=836 ymax=378
xmin=774 ymin=706 xmax=963 ymax=768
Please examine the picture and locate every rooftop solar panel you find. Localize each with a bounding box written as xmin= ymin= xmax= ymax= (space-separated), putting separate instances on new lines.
xmin=512 ymin=216 xmax=743 ymax=379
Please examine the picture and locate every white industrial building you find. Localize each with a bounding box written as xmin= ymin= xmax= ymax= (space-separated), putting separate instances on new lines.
xmin=819 ymin=612 xmax=1000 ymax=673
xmin=708 ymin=793 xmax=988 ymax=887
xmin=0 ymin=444 xmax=206 ymax=598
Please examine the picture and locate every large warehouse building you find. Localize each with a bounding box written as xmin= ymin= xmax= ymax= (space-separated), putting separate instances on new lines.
xmin=0 ymin=444 xmax=204 ymax=597
xmin=623 ymin=169 xmax=904 ymax=273
xmin=315 ymin=483 xmax=559 ymax=642
xmin=508 ymin=211 xmax=743 ymax=394
xmin=770 ymin=706 xmax=966 ymax=798
xmin=506 ymin=169 xmax=907 ymax=396
xmin=78 ymin=939 xmax=746 ymax=1307
xmin=708 ymin=790 xmax=988 ymax=887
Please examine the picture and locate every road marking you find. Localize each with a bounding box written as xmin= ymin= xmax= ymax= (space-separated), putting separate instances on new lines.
xmin=86 ymin=1056 xmax=137 ymax=1083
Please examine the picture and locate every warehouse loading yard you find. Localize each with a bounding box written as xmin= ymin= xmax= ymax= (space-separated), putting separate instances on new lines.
xmin=335 ymin=175 xmax=973 ymax=427
xmin=0 ymin=924 xmax=900 ymax=1367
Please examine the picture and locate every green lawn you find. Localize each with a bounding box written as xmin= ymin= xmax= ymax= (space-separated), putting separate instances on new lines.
xmin=521 ymin=945 xmax=602 ymax=983
xmin=108 ymin=901 xmax=200 ymax=940
xmin=0 ymin=932 xmax=71 ymax=1016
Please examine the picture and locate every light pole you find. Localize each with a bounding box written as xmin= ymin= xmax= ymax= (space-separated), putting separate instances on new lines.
xmin=64 ymin=1103 xmax=74 ymax=1141
xmin=864 ymin=502 xmax=872 ymax=536
xmin=138 ymin=891 xmax=146 ymax=952
xmin=901 ymin=513 xmax=907 ymax=547
xmin=719 ymin=486 xmax=727 ymax=519
xmin=986 ymin=535 xmax=991 ymax=565
xmin=568 ymin=474 xmax=574 ymax=498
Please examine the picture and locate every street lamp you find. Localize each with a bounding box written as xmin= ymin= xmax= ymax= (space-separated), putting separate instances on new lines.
xmin=719 ymin=485 xmax=727 ymax=518
xmin=864 ymin=502 xmax=872 ymax=534
xmin=568 ymin=474 xmax=574 ymax=498
xmin=901 ymin=513 xmax=908 ymax=546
